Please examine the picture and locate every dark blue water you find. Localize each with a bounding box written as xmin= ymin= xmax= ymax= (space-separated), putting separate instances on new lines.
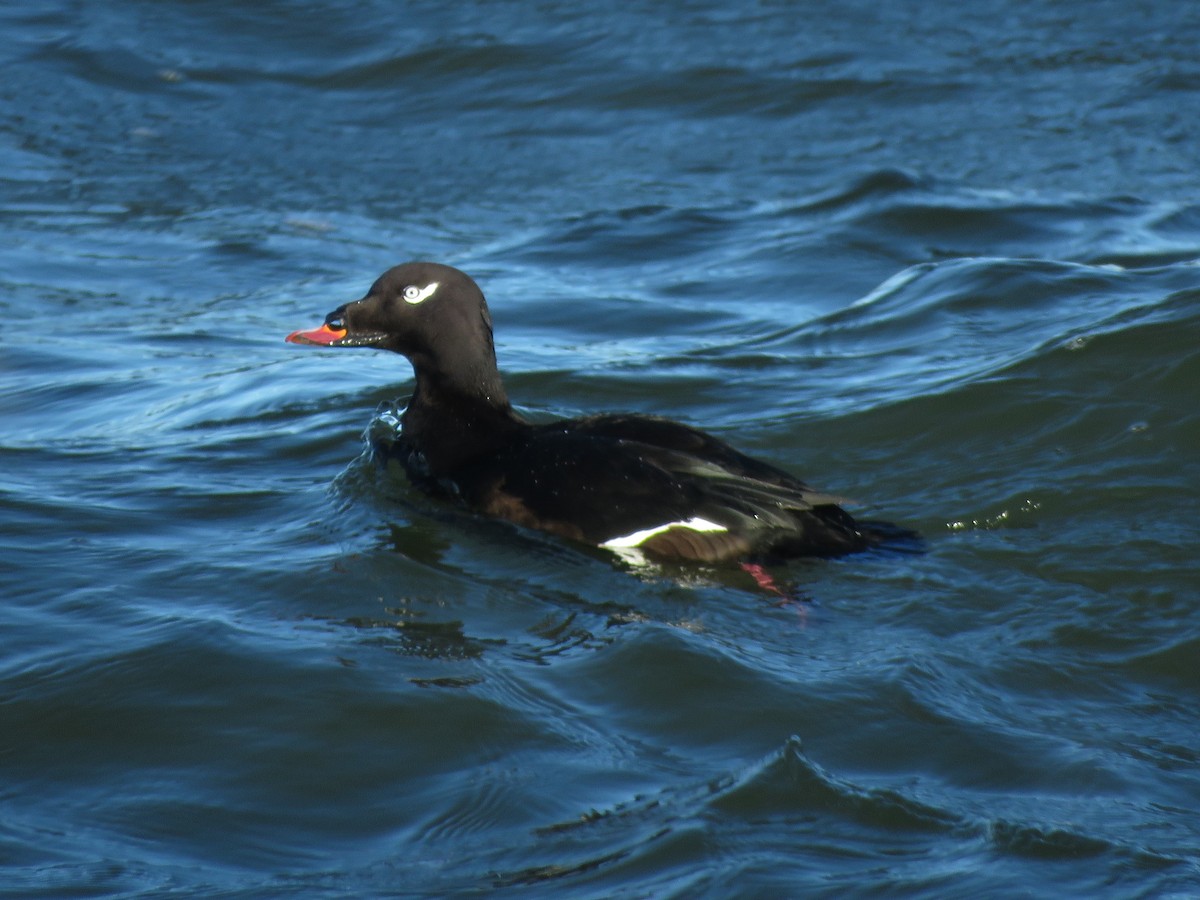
xmin=3 ymin=1 xmax=1200 ymax=896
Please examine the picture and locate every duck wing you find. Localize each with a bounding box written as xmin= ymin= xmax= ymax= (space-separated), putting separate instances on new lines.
xmin=458 ymin=414 xmax=870 ymax=562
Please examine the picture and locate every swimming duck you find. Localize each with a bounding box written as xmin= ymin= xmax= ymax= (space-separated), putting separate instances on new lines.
xmin=287 ymin=262 xmax=910 ymax=563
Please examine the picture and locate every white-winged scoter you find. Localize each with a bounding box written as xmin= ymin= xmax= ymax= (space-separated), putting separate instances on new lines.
xmin=286 ymin=261 xmax=913 ymax=564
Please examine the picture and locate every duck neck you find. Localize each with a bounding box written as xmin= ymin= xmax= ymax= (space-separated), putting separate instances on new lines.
xmin=400 ymin=358 xmax=524 ymax=475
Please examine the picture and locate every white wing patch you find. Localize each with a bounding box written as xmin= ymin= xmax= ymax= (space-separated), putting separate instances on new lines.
xmin=601 ymin=517 xmax=727 ymax=549
xmin=404 ymin=281 xmax=440 ymax=305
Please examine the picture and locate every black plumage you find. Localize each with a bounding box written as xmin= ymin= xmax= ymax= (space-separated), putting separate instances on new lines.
xmin=287 ymin=262 xmax=913 ymax=563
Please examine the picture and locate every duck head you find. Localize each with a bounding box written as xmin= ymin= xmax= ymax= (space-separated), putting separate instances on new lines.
xmin=286 ymin=261 xmax=493 ymax=358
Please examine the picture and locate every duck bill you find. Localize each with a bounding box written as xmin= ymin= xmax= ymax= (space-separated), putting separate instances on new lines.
xmin=285 ymin=323 xmax=348 ymax=346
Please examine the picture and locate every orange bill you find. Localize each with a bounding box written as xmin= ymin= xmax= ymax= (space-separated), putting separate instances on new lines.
xmin=285 ymin=323 xmax=347 ymax=346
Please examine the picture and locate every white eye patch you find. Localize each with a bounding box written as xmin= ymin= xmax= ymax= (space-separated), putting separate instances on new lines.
xmin=402 ymin=282 xmax=439 ymax=305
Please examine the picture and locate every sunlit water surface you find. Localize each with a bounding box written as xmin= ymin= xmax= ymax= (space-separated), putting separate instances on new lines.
xmin=3 ymin=1 xmax=1199 ymax=896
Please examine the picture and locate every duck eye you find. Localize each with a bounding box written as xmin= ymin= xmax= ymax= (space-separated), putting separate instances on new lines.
xmin=402 ymin=282 xmax=439 ymax=304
